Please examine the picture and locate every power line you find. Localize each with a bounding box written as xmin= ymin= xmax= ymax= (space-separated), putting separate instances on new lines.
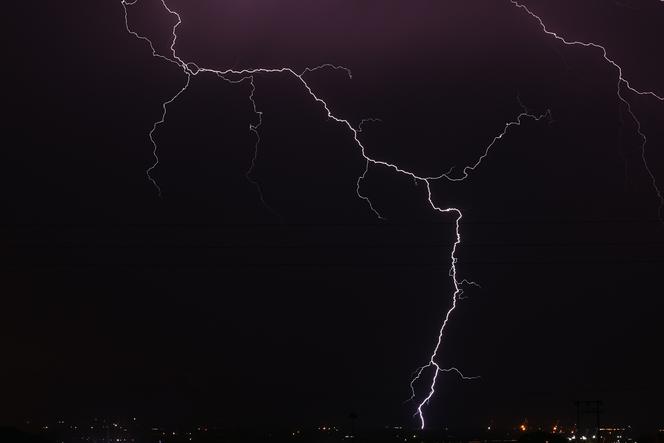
xmin=1 ymin=219 xmax=664 ymax=229
xmin=6 ymin=240 xmax=664 ymax=249
xmin=4 ymin=259 xmax=664 ymax=269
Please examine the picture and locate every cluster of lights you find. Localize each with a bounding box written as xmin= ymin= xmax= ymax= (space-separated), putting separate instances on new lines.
xmin=317 ymin=425 xmax=339 ymax=432
xmin=36 ymin=418 xmax=140 ymax=443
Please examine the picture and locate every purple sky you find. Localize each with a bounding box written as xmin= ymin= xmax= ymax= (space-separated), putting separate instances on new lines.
xmin=3 ymin=0 xmax=664 ymax=432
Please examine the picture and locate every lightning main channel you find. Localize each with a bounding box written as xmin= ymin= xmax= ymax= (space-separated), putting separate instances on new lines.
xmin=123 ymin=0 xmax=550 ymax=429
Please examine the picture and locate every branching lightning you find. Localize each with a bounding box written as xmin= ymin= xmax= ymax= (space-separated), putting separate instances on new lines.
xmin=246 ymin=76 xmax=282 ymax=219
xmin=510 ymin=0 xmax=664 ymax=218
xmin=121 ymin=0 xmax=662 ymax=431
xmin=442 ymin=105 xmax=552 ymax=182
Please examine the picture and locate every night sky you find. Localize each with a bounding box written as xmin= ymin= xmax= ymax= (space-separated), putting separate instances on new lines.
xmin=3 ymin=0 xmax=664 ymax=433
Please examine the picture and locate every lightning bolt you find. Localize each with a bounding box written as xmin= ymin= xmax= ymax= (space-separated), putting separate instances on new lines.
xmin=246 ymin=75 xmax=281 ymax=220
xmin=121 ymin=0 xmax=659 ymax=431
xmin=510 ymin=0 xmax=664 ymax=218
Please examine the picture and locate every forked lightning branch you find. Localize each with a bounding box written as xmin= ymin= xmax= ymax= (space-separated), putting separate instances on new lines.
xmin=121 ymin=0 xmax=662 ymax=429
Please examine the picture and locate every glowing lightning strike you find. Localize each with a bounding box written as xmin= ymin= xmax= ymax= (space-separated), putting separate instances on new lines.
xmin=510 ymin=0 xmax=664 ymax=218
xmin=122 ymin=0 xmax=552 ymax=430
xmin=443 ymin=105 xmax=552 ymax=182
xmin=246 ymin=76 xmax=281 ymax=220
